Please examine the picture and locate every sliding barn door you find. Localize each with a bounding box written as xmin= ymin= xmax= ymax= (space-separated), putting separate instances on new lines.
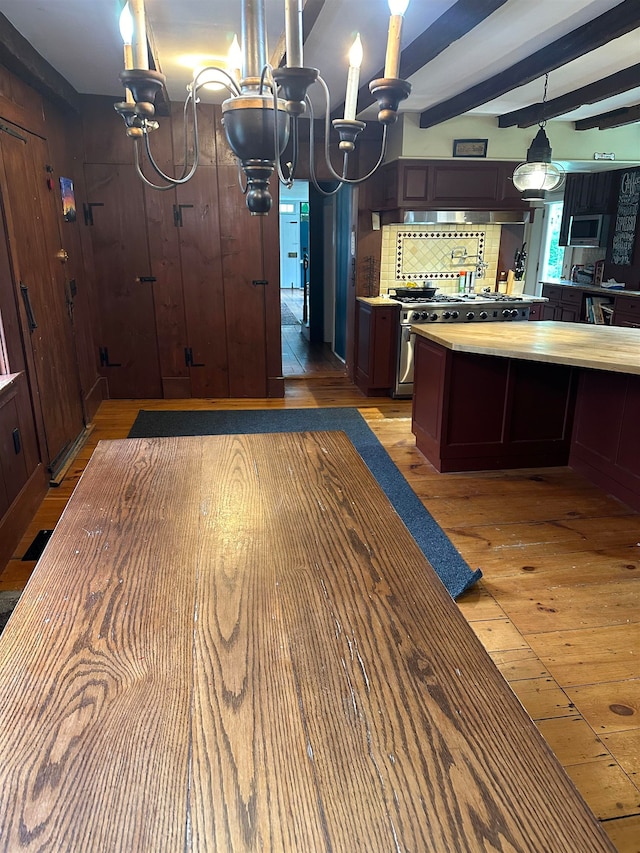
xmin=0 ymin=125 xmax=84 ymax=473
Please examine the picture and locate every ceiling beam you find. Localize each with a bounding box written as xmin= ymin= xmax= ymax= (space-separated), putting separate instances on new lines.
xmin=574 ymin=102 xmax=640 ymax=130
xmin=419 ymin=0 xmax=640 ymax=129
xmin=352 ymin=0 xmax=509 ymax=116
xmin=145 ymin=23 xmax=170 ymax=117
xmin=498 ymin=64 xmax=640 ymax=128
xmin=0 ymin=12 xmax=80 ymax=113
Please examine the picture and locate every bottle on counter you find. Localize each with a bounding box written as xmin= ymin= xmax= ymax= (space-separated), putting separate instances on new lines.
xmin=458 ymin=271 xmax=466 ymax=293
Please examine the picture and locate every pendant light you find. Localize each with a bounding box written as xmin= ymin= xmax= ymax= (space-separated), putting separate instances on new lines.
xmin=512 ymin=74 xmax=564 ymax=201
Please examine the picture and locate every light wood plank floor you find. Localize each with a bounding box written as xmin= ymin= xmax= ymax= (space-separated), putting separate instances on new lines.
xmin=3 ymin=376 xmax=639 ymax=851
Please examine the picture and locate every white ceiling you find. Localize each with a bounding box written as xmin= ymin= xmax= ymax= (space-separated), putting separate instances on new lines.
xmin=0 ymin=0 xmax=639 ymax=126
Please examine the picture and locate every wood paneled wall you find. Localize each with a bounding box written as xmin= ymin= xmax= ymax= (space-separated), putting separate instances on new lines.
xmin=80 ymin=95 xmax=284 ymax=399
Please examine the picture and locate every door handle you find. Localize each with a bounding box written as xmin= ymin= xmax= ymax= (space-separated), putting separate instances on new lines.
xmin=19 ymin=283 xmax=37 ymax=331
xmin=56 ymin=249 xmax=69 ymax=263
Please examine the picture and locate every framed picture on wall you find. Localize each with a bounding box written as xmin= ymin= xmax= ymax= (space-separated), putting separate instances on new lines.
xmin=59 ymin=177 xmax=76 ymax=222
xmin=452 ymin=139 xmax=488 ymax=158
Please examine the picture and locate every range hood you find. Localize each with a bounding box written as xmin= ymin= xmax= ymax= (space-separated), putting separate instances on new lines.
xmin=403 ymin=210 xmax=530 ymax=224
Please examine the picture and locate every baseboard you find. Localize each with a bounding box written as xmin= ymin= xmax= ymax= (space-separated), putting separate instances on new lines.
xmin=162 ymin=377 xmax=192 ymax=399
xmin=49 ymin=424 xmax=94 ymax=487
xmin=84 ymin=375 xmax=107 ymax=423
xmin=0 ymin=464 xmax=48 ymax=570
xmin=268 ymin=377 xmax=285 ymax=397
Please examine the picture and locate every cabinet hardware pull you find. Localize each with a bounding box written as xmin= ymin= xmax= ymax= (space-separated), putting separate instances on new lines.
xmin=136 ymin=276 xmax=157 ymax=283
xmin=19 ymin=283 xmax=37 ymax=331
xmin=12 ymin=428 xmax=21 ymax=455
xmin=99 ymin=346 xmax=121 ymax=367
xmin=252 ymin=279 xmax=268 ymax=287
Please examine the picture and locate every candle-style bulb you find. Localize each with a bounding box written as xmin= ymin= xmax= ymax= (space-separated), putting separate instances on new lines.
xmin=348 ymin=33 xmax=363 ymax=69
xmin=343 ymin=33 xmax=363 ymax=121
xmin=228 ymin=34 xmax=242 ymax=82
xmin=385 ymin=0 xmax=409 ymax=78
xmin=388 ymin=0 xmax=410 ymax=14
xmin=119 ymin=3 xmax=134 ymax=45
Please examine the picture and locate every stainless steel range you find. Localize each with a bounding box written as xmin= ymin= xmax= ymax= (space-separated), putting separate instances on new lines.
xmin=391 ymin=290 xmax=535 ymax=398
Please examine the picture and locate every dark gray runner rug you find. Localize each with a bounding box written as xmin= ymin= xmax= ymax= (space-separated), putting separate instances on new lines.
xmin=128 ymin=407 xmax=482 ymax=598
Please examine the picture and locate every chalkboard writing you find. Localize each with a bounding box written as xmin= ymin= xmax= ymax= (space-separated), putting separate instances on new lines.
xmin=610 ymin=167 xmax=639 ymax=266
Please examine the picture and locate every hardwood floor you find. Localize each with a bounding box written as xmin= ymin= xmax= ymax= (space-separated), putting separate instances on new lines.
xmin=2 ymin=377 xmax=639 ymax=851
xmin=280 ymin=287 xmax=345 ymax=377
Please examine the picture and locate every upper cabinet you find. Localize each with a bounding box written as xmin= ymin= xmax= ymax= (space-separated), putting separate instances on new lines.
xmin=559 ymin=172 xmax=616 ymax=246
xmin=371 ymin=160 xmax=529 ymax=220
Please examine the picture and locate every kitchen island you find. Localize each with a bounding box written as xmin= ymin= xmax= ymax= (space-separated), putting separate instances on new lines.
xmin=411 ymin=322 xmax=640 ymax=510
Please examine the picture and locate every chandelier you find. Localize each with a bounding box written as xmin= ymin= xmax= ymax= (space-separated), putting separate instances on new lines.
xmin=115 ymin=0 xmax=412 ymax=214
xmin=512 ymin=74 xmax=565 ymax=201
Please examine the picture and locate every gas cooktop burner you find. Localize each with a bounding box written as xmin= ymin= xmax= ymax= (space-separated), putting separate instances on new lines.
xmin=393 ymin=292 xmax=524 ymax=305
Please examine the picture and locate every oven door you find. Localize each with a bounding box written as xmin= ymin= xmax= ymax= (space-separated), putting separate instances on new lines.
xmin=393 ymin=324 xmax=415 ymax=398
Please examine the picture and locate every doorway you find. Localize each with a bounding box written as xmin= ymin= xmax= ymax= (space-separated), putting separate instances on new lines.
xmin=279 ymin=181 xmax=346 ymax=377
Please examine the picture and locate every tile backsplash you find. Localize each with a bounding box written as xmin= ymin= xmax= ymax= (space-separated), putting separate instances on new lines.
xmin=380 ymin=223 xmax=501 ymax=294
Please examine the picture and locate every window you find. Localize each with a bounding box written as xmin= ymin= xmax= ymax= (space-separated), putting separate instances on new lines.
xmin=540 ymin=201 xmax=565 ymax=281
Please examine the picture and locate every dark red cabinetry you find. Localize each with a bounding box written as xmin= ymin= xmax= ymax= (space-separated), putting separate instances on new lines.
xmin=559 ymin=172 xmax=617 ymax=246
xmin=411 ymin=336 xmax=576 ymax=472
xmin=570 ymin=370 xmax=640 ymax=512
xmin=612 ymin=295 xmax=640 ymax=328
xmin=541 ymin=285 xmax=584 ymax=322
xmin=355 ymin=301 xmax=398 ymax=396
xmin=372 ymin=160 xmax=529 ymax=221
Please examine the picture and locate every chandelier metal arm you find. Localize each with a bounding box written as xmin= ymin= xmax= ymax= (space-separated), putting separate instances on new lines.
xmin=313 ymin=76 xmax=389 ymax=186
xmin=305 ymin=93 xmax=346 ymax=197
xmin=117 ymin=0 xmax=413 ymax=214
xmin=133 ymin=141 xmax=180 ymax=191
xmin=139 ymin=93 xmax=201 ymax=187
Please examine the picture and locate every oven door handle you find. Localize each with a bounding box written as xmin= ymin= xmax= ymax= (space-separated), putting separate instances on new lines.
xmin=397 ymin=325 xmax=415 ymax=387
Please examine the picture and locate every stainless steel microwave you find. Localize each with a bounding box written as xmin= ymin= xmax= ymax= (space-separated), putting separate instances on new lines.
xmin=568 ymin=213 xmax=609 ymax=247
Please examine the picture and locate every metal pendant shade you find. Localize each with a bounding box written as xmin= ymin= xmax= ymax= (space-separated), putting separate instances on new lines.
xmin=513 ymin=73 xmax=564 ymax=201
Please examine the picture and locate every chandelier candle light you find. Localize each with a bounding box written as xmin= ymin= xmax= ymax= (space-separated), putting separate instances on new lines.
xmin=115 ymin=0 xmax=412 ymax=214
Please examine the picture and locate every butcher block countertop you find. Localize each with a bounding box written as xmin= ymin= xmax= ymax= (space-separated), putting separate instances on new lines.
xmin=0 ymin=433 xmax=614 ymax=851
xmin=412 ymin=320 xmax=640 ymax=375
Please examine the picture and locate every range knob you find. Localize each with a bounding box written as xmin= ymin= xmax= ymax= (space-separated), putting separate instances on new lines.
xmin=502 ymin=309 xmax=515 ymax=319
xmin=466 ymin=312 xmax=475 ymax=321
xmin=411 ymin=311 xmax=422 ymax=321
xmin=451 ymin=310 xmax=460 ymax=319
xmin=479 ymin=311 xmax=488 ymax=320
xmin=442 ymin=311 xmax=451 ymax=320
xmin=420 ymin=311 xmax=430 ymax=320
xmin=429 ymin=313 xmax=439 ymax=322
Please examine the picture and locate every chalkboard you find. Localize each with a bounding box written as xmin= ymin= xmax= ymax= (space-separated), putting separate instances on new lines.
xmin=609 ymin=167 xmax=640 ymax=266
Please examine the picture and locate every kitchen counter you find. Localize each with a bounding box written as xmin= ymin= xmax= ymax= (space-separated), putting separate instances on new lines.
xmin=540 ymin=279 xmax=640 ymax=298
xmin=411 ymin=322 xmax=640 ymax=509
xmin=410 ymin=321 xmax=640 ymax=375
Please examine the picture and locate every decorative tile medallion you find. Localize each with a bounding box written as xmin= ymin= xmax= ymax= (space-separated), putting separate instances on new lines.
xmin=395 ymin=230 xmax=486 ymax=282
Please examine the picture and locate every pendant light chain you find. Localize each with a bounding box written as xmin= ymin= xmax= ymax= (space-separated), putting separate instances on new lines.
xmin=539 ymin=73 xmax=549 ymax=128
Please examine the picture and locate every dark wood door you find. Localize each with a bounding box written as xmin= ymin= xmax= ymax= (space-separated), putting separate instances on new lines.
xmin=0 ymin=128 xmax=84 ymax=471
xmin=175 ymin=166 xmax=229 ymax=397
xmin=83 ymin=163 xmax=162 ymax=398
xmin=216 ymin=163 xmax=269 ymax=397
